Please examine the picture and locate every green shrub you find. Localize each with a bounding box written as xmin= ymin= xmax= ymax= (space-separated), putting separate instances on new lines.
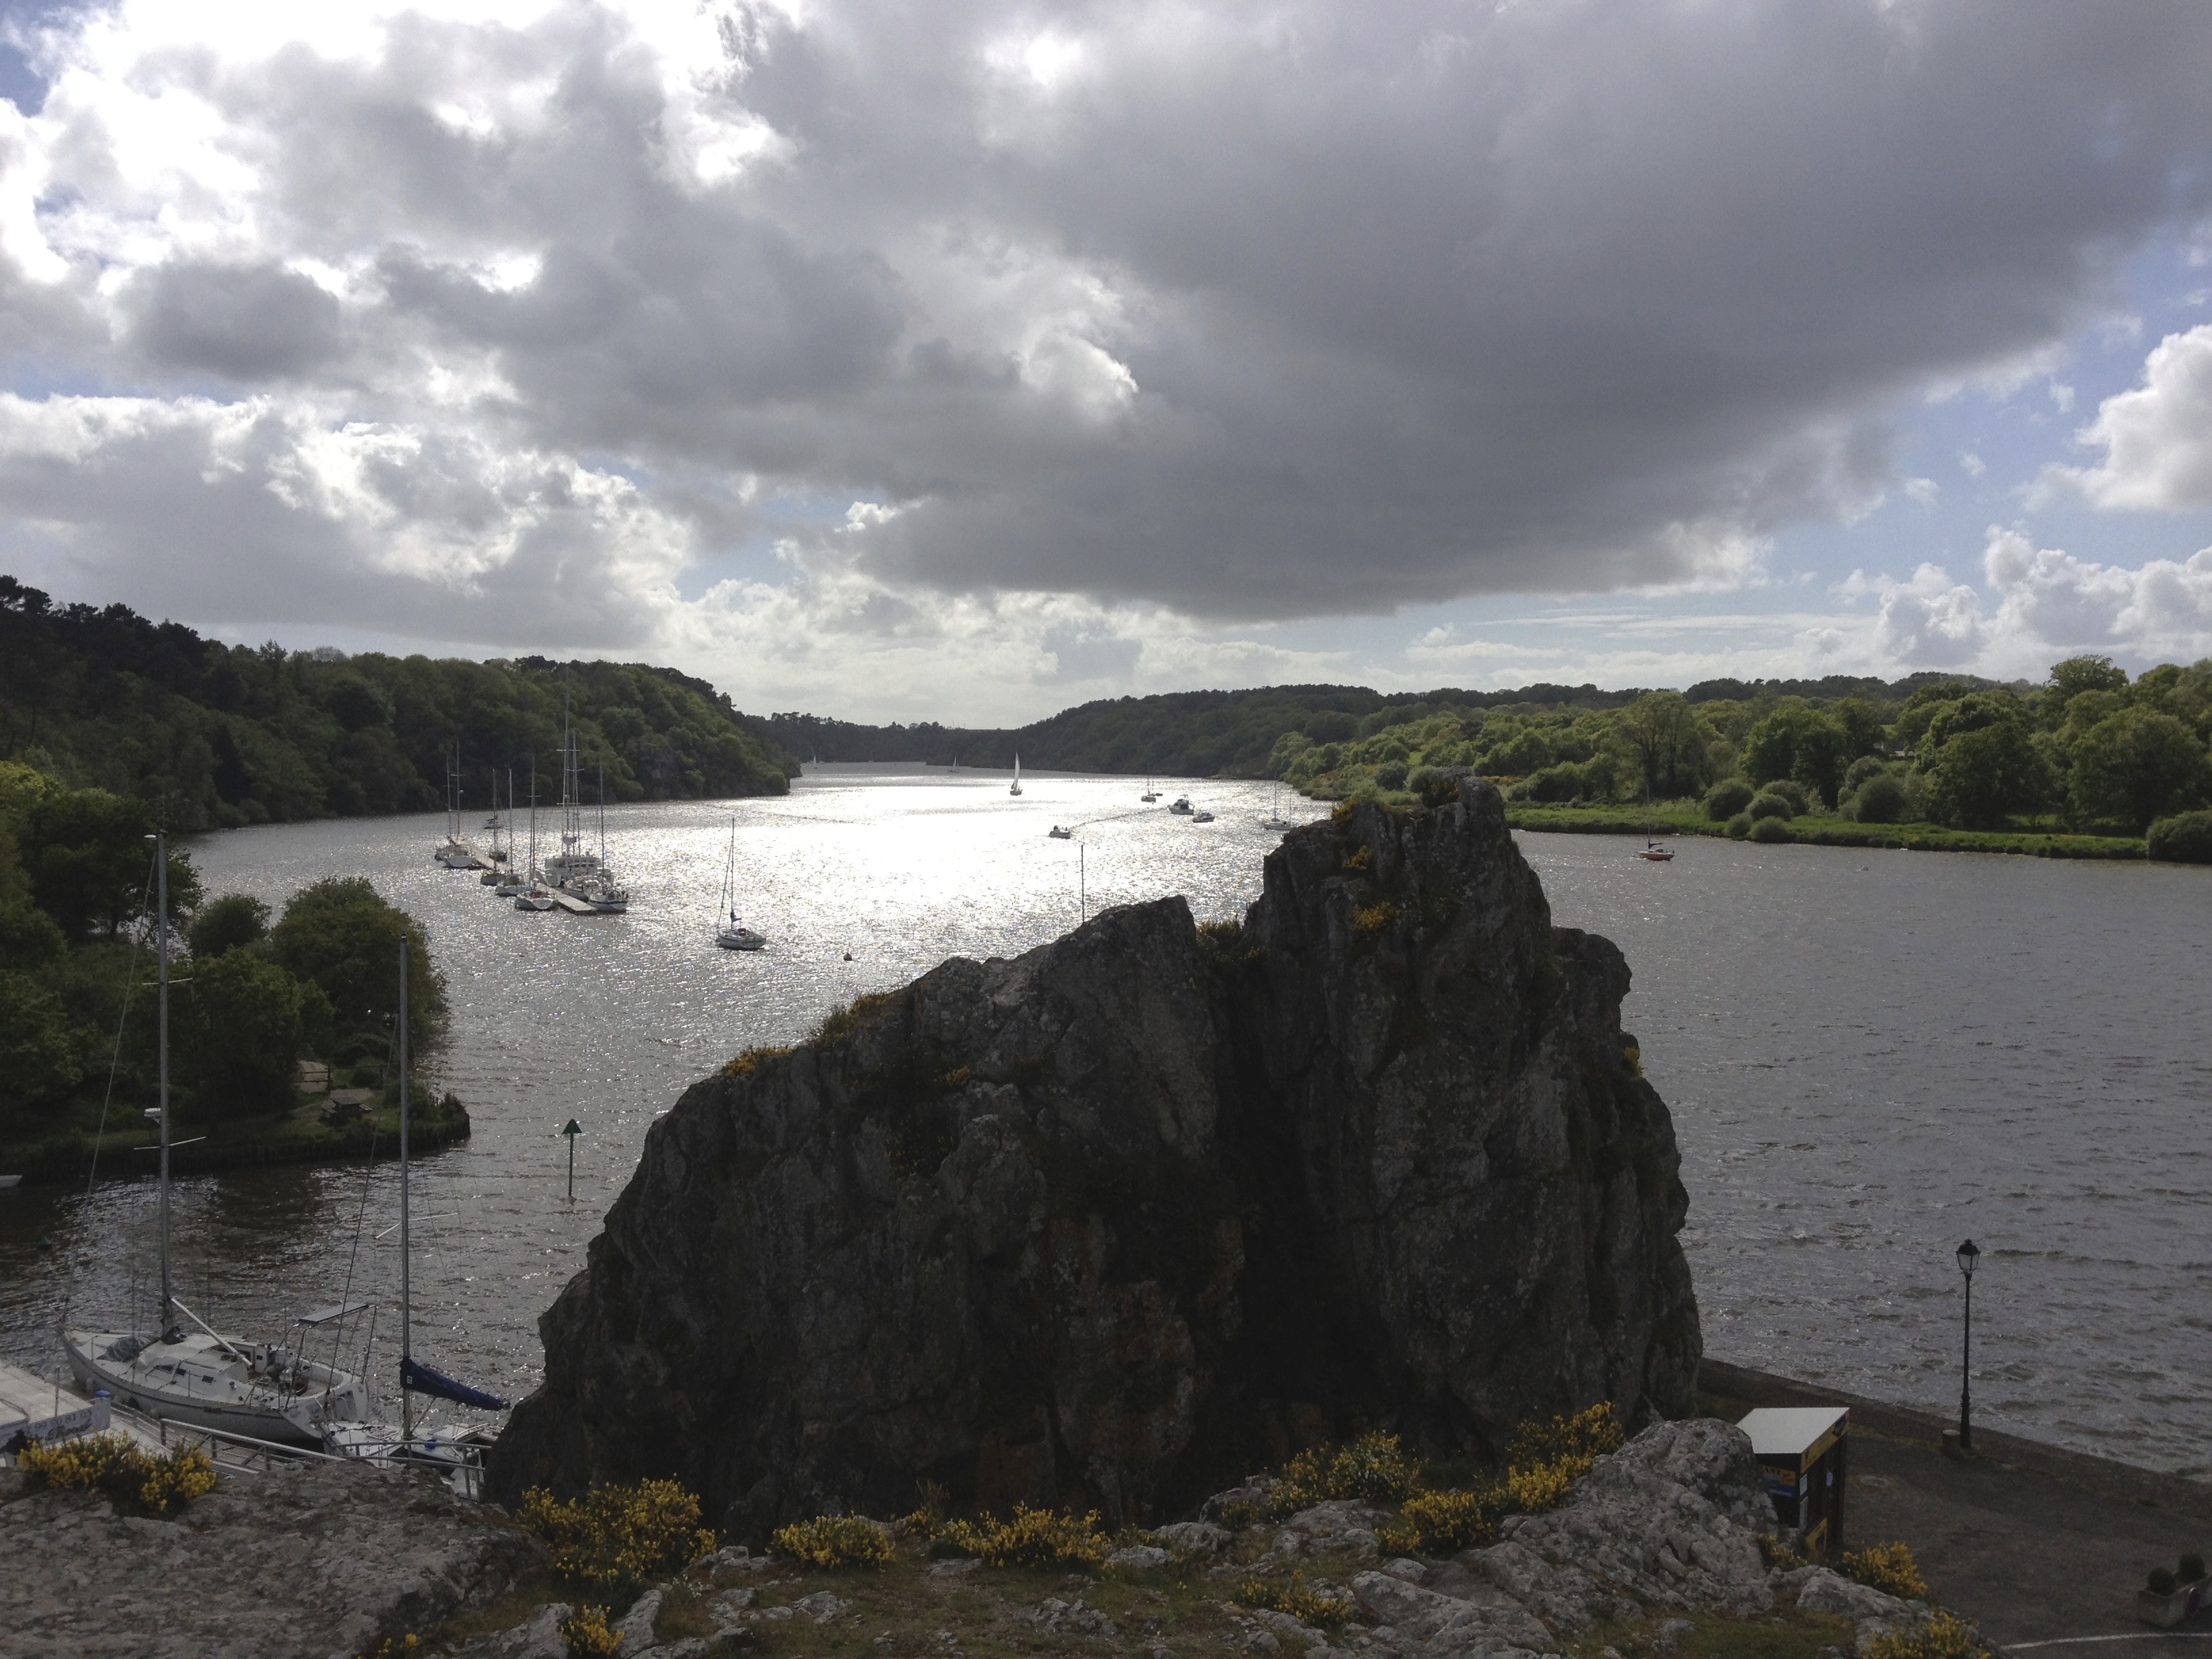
xmin=1703 ymin=778 xmax=1755 ymax=820
xmin=1764 ymin=778 xmax=1813 ymax=815
xmin=933 ymin=1504 xmax=1109 ymax=1568
xmin=1843 ymin=754 xmax=1889 ymax=791
xmin=2150 ymin=1568 xmax=2179 ymax=1595
xmin=1862 ymin=1610 xmax=1988 ymax=1659
xmin=2147 ymin=810 xmax=2212 ymax=864
xmin=771 ymin=1513 xmax=893 ymax=1568
xmin=1747 ymin=791 xmax=1795 ymax=822
xmin=1275 ymin=1431 xmax=1422 ymax=1510
xmin=1376 ymin=1486 xmax=1507 ymax=1555
xmin=559 ymin=1605 xmax=623 ymax=1658
xmin=1748 ymin=817 xmax=1793 ymax=844
xmin=1233 ymin=1574 xmax=1355 ymax=1629
xmin=516 ymin=1479 xmax=716 ymax=1595
xmin=1724 ymin=812 xmax=1753 ymax=839
xmin=1844 ymin=1541 xmax=1929 ymax=1599
xmin=1851 ymin=772 xmax=1909 ymax=824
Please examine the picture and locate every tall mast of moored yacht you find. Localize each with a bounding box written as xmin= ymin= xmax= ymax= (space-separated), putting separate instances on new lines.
xmin=398 ymin=936 xmax=412 ymax=1444
xmin=155 ymin=827 xmax=172 ymax=1330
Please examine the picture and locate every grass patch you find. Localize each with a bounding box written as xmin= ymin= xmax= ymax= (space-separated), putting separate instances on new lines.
xmin=1502 ymin=802 xmax=2148 ymax=860
xmin=1572 ymin=1607 xmax=1860 ymax=1659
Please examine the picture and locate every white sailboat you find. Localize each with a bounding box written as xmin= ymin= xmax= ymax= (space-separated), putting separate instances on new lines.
xmin=478 ymin=771 xmax=509 ymax=884
xmin=434 ymin=743 xmax=476 ymax=867
xmin=541 ymin=681 xmax=601 ymax=888
xmin=62 ymin=832 xmax=369 ymax=1446
xmin=1259 ymin=783 xmax=1292 ymax=832
xmin=1009 ymin=754 xmax=1023 ymax=797
xmin=1141 ymin=775 xmax=1159 ymax=803
xmin=715 ymin=817 xmax=766 ymax=950
xmin=320 ymin=941 xmax=505 ymax=1488
xmin=514 ymin=759 xmax=556 ymax=912
xmin=569 ymin=763 xmax=630 ymax=914
xmin=494 ymin=770 xmax=527 ymax=897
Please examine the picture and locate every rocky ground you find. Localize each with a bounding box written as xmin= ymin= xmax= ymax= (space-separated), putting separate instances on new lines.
xmin=0 ymin=1458 xmax=544 ymax=1659
xmin=0 ymin=1419 xmax=1942 ymax=1659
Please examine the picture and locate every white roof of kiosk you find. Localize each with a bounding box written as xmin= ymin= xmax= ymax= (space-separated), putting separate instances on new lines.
xmin=1739 ymin=1406 xmax=1848 ymax=1459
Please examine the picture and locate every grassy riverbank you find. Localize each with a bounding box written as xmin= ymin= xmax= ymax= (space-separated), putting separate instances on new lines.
xmin=1502 ymin=800 xmax=2149 ymax=859
xmin=0 ymin=1088 xmax=469 ymax=1186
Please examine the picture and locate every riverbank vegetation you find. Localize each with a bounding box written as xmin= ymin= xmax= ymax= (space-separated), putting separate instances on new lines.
xmin=1271 ymin=655 xmax=2212 ymax=861
xmin=0 ymin=575 xmax=795 ymax=834
xmin=0 ymin=759 xmax=457 ymax=1178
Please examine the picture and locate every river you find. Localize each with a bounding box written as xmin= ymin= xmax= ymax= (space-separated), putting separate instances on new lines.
xmin=1 ymin=767 xmax=2206 ymax=1476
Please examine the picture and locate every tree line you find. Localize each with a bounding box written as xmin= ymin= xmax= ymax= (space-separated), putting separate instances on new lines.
xmin=0 ymin=575 xmax=797 ymax=834
xmin=1267 ymin=655 xmax=2212 ymax=851
xmin=0 ymin=758 xmax=449 ymax=1138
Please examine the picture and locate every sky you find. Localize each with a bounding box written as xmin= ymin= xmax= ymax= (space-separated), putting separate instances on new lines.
xmin=1 ymin=1 xmax=2211 ymax=724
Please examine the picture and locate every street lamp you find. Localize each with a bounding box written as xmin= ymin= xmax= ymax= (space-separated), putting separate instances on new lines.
xmin=1956 ymin=1238 xmax=1980 ymax=1452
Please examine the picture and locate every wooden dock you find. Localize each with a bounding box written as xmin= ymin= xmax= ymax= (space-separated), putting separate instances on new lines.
xmin=547 ymin=886 xmax=601 ymax=914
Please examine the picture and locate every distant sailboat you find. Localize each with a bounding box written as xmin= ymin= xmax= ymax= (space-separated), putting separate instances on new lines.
xmin=1141 ymin=775 xmax=1158 ymax=803
xmin=1009 ymin=754 xmax=1023 ymax=797
xmin=434 ymin=743 xmax=476 ymax=867
xmin=1260 ymin=783 xmax=1292 ymax=832
xmin=514 ymin=760 xmax=555 ymax=911
xmin=715 ymin=817 xmax=766 ymax=950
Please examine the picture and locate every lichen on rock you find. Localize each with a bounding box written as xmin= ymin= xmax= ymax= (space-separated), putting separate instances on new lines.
xmin=491 ymin=778 xmax=1702 ymax=1538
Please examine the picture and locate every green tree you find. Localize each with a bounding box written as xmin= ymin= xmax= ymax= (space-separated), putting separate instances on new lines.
xmin=1896 ymin=681 xmax=1977 ymax=750
xmin=1614 ymin=691 xmax=1714 ymax=799
xmin=2044 ymin=654 xmax=2131 ymax=725
xmin=0 ymin=968 xmax=81 ymax=1118
xmin=188 ymin=893 xmax=270 ymax=960
xmin=268 ymin=878 xmax=447 ymax=1051
xmin=2067 ymin=708 xmax=2209 ymax=832
xmin=1740 ymin=703 xmax=1851 ymax=806
xmin=16 ymin=790 xmax=201 ymax=937
xmin=178 ymin=949 xmax=309 ymax=1120
xmin=1920 ymin=716 xmax=2051 ymax=829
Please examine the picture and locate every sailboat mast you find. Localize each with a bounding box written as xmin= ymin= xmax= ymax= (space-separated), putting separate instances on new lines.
xmin=598 ymin=762 xmax=606 ymax=864
xmin=398 ymin=937 xmax=411 ymax=1443
xmin=155 ymin=828 xmax=172 ymax=1330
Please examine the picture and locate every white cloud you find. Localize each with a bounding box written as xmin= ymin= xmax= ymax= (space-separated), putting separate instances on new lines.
xmin=2052 ymin=324 xmax=2212 ymax=509
xmin=0 ymin=1 xmax=2209 ymax=714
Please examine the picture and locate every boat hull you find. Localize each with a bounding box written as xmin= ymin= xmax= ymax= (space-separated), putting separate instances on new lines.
xmin=62 ymin=1328 xmax=367 ymax=1447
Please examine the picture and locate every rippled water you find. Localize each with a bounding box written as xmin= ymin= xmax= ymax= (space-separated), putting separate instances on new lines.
xmin=2 ymin=771 xmax=2206 ymax=1475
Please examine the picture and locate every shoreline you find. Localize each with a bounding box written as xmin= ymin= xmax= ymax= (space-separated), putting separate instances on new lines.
xmin=0 ymin=1099 xmax=471 ymax=1189
xmin=1504 ymin=805 xmax=2152 ymax=859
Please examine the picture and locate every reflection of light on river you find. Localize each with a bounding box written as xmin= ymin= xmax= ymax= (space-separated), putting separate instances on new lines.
xmin=0 ymin=767 xmax=1322 ymax=1420
xmin=3 ymin=776 xmax=2208 ymax=1478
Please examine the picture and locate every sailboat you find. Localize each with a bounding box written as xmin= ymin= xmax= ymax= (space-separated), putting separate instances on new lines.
xmin=1009 ymin=754 xmax=1023 ymax=797
xmin=541 ymin=682 xmax=601 ymax=888
xmin=1636 ymin=792 xmax=1675 ymax=861
xmin=434 ymin=743 xmax=476 ymax=867
xmin=715 ymin=817 xmax=766 ymax=950
xmin=1259 ymin=782 xmax=1292 ymax=832
xmin=514 ymin=760 xmax=556 ymax=911
xmin=62 ymin=832 xmax=370 ymax=1445
xmin=574 ymin=763 xmax=630 ymax=914
xmin=478 ymin=770 xmax=509 ymax=884
xmin=321 ymin=941 xmax=506 ymax=1486
xmin=1141 ymin=775 xmax=1158 ymax=803
xmin=494 ymin=770 xmax=527 ymax=897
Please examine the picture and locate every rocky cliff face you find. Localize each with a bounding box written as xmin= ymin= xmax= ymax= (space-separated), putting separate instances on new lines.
xmin=491 ymin=780 xmax=1700 ymax=1536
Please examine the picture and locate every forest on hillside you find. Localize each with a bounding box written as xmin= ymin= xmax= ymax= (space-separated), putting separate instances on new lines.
xmin=758 ymin=672 xmax=1982 ymax=779
xmin=0 ymin=577 xmax=796 ymax=833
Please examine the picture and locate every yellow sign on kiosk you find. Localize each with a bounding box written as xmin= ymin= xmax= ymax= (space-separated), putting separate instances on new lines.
xmin=1738 ymin=1405 xmax=1849 ymax=1556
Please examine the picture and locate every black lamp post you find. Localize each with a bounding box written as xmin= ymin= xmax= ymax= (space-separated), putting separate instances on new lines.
xmin=1957 ymin=1238 xmax=1980 ymax=1451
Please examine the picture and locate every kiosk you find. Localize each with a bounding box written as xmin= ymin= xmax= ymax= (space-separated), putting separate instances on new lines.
xmin=1739 ymin=1405 xmax=1849 ymax=1556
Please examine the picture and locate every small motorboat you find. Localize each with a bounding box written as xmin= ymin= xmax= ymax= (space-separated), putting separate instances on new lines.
xmin=1048 ymin=825 xmax=1073 ymax=840
xmin=1637 ymin=842 xmax=1675 ymax=862
xmin=1191 ymin=811 xmax=1214 ymax=823
xmin=1168 ymin=797 xmax=1193 ymax=815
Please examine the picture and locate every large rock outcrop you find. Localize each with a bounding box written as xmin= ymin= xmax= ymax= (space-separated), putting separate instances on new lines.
xmin=492 ymin=780 xmax=1700 ymax=1536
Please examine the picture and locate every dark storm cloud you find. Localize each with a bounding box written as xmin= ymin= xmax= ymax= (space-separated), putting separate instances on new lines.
xmin=5 ymin=0 xmax=2212 ymax=634
xmin=129 ymin=260 xmax=344 ymax=380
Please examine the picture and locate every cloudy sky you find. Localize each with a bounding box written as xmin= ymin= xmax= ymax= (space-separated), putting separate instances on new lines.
xmin=1 ymin=0 xmax=2211 ymax=722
